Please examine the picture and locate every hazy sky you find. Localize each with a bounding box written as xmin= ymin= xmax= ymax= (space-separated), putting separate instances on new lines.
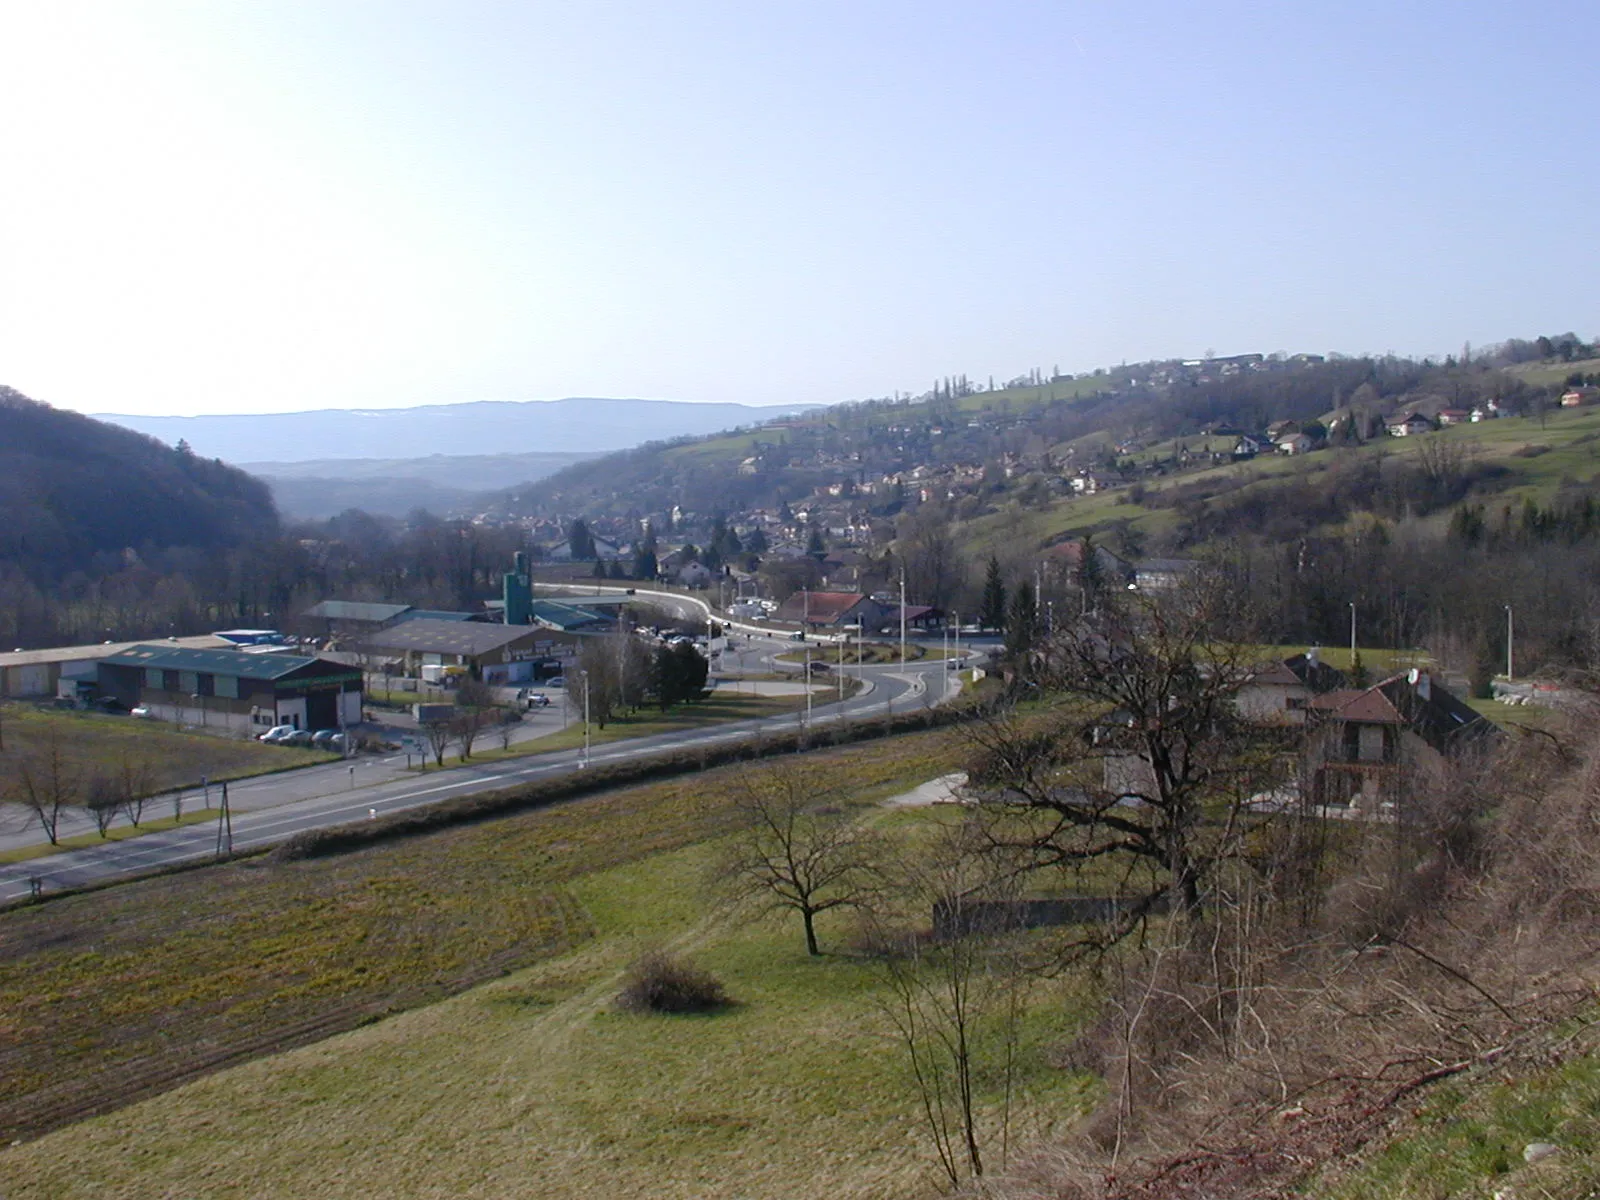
xmin=1 ymin=2 xmax=1594 ymax=418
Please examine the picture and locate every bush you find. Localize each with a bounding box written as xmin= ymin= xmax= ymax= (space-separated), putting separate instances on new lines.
xmin=616 ymin=951 xmax=730 ymax=1014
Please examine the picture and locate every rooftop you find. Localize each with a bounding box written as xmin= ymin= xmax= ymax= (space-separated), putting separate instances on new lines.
xmin=301 ymin=600 xmax=412 ymax=624
xmin=100 ymin=644 xmax=350 ymax=682
xmin=353 ymin=618 xmax=547 ymax=657
xmin=0 ymin=635 xmax=233 ymax=671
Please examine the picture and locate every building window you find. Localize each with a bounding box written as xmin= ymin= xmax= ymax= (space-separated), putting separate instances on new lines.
xmin=178 ymin=671 xmax=199 ymax=695
xmin=215 ymin=674 xmax=239 ymax=700
xmin=145 ymin=668 xmax=162 ymax=689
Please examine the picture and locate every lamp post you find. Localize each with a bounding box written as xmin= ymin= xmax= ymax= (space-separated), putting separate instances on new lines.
xmin=1505 ymin=605 xmax=1514 ymax=681
xmin=580 ymin=668 xmax=590 ymax=768
xmin=1348 ymin=602 xmax=1357 ymax=660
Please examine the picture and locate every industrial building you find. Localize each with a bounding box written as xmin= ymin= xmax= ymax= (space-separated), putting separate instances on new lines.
xmin=97 ymin=645 xmax=363 ymax=734
xmin=0 ymin=635 xmax=234 ymax=700
xmin=351 ymin=618 xmax=581 ymax=685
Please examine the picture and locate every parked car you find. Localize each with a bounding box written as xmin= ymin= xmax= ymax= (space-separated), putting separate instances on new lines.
xmin=258 ymin=724 xmax=295 ymax=742
xmin=130 ymin=705 xmax=154 ymax=719
xmin=524 ymin=693 xmax=550 ymax=708
xmin=280 ymin=729 xmax=315 ymax=747
xmin=544 ymin=676 xmax=566 ymax=689
xmin=310 ymin=729 xmax=343 ymax=750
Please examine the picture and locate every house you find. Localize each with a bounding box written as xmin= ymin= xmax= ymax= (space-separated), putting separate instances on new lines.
xmin=1303 ymin=670 xmax=1493 ymax=813
xmin=97 ymin=645 xmax=363 ymax=735
xmin=1387 ymin=413 xmax=1433 ymax=437
xmin=1045 ymin=539 xmax=1134 ymax=583
xmin=1469 ymin=404 xmax=1501 ymax=422
xmin=547 ymin=535 xmax=623 ymax=561
xmin=1275 ymin=432 xmax=1314 ymax=456
xmin=1234 ymin=649 xmax=1347 ymax=725
xmin=1436 ymin=408 xmax=1471 ymax=426
xmin=1232 ymin=435 xmax=1266 ymax=460
xmin=678 ymin=561 xmax=714 ymax=589
xmin=1132 ymin=558 xmax=1198 ymax=591
xmin=876 ymin=604 xmax=944 ymax=634
xmin=1561 ymin=387 xmax=1599 ymax=408
xmin=772 ymin=591 xmax=887 ymax=632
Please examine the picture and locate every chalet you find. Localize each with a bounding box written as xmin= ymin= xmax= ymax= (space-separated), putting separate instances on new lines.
xmin=1469 ymin=403 xmax=1501 ymax=422
xmin=97 ymin=645 xmax=363 ymax=735
xmin=1561 ymin=387 xmax=1599 ymax=408
xmin=1234 ymin=650 xmax=1347 ymax=725
xmin=1132 ymin=558 xmax=1198 ymax=591
xmin=1275 ymin=432 xmax=1314 ymax=456
xmin=1303 ymin=670 xmax=1493 ymax=813
xmin=1387 ymin=413 xmax=1433 ymax=438
xmin=1232 ymin=435 xmax=1267 ymax=460
xmin=876 ymin=604 xmax=944 ymax=634
xmin=773 ymin=591 xmax=887 ymax=632
xmin=1436 ymin=408 xmax=1471 ymax=426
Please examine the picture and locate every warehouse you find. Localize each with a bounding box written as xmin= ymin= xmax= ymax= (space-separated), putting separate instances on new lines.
xmin=0 ymin=635 xmax=233 ymax=700
xmin=97 ymin=645 xmax=363 ymax=735
xmin=351 ymin=618 xmax=583 ymax=685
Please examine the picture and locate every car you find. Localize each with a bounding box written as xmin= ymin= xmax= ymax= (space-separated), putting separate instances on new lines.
xmin=280 ymin=729 xmax=315 ymax=747
xmin=524 ymin=693 xmax=550 ymax=708
xmin=806 ymin=660 xmax=832 ymax=674
xmin=258 ymin=724 xmax=295 ymax=742
xmin=544 ymin=676 xmax=566 ymax=688
xmin=130 ymin=705 xmax=154 ymax=719
xmin=310 ymin=729 xmax=343 ymax=749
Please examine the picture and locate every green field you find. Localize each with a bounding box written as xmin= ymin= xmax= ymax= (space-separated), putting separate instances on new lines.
xmin=0 ymin=724 xmax=1103 ymax=1199
xmin=0 ymin=704 xmax=330 ymax=816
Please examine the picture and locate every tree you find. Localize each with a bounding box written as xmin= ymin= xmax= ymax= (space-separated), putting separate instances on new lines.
xmin=966 ymin=573 xmax=1286 ymax=934
xmin=422 ymin=716 xmax=453 ymax=767
xmin=1003 ymin=580 xmax=1037 ymax=659
xmin=871 ymin=819 xmax=1031 ymax=1186
xmin=980 ymin=556 xmax=1007 ymax=634
xmin=806 ymin=526 xmax=826 ymax=557
xmin=567 ymin=517 xmax=594 ymax=560
xmin=451 ymin=678 xmax=497 ymax=760
xmin=7 ymin=726 xmax=79 ymax=844
xmin=651 ymin=640 xmax=709 ymax=710
xmin=718 ymin=765 xmax=885 ymax=956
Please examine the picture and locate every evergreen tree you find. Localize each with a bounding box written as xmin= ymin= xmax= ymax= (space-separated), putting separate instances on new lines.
xmin=980 ymin=556 xmax=1007 ymax=633
xmin=568 ymin=517 xmax=594 ymax=560
xmin=632 ymin=547 xmax=658 ymax=580
xmin=806 ymin=526 xmax=826 ymax=557
xmin=1005 ymin=581 xmax=1037 ymax=658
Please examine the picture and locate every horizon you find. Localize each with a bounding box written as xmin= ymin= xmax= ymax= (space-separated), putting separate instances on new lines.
xmin=2 ymin=3 xmax=1596 ymax=421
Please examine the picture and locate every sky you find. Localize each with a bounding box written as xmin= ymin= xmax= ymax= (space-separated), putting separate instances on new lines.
xmin=0 ymin=1 xmax=1595 ymax=419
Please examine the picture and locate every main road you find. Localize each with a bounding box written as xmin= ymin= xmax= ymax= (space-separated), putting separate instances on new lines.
xmin=0 ymin=636 xmax=964 ymax=905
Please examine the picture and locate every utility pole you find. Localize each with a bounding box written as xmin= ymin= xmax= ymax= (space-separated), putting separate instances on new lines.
xmin=899 ymin=573 xmax=907 ymax=676
xmin=214 ymin=781 xmax=232 ymax=860
xmin=1505 ymin=604 xmax=1514 ymax=681
xmin=1348 ymin=601 xmax=1357 ymax=660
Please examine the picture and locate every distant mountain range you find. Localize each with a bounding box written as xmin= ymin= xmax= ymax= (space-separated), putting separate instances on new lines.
xmin=94 ymin=398 xmax=815 ymax=464
xmin=241 ymin=451 xmax=600 ymax=519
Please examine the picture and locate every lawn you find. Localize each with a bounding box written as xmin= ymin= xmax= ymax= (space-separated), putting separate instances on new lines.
xmin=0 ymin=704 xmax=330 ymax=798
xmin=0 ymin=727 xmax=967 ymax=1157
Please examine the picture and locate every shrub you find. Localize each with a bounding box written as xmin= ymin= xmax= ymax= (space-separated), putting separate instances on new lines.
xmin=615 ymin=951 xmax=729 ymax=1014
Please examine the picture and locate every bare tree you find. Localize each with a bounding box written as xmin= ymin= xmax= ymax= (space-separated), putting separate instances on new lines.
xmin=871 ymin=818 xmax=1032 ymax=1187
xmin=451 ymin=678 xmax=498 ymax=761
xmin=964 ymin=572 xmax=1289 ymax=940
xmin=717 ymin=764 xmax=884 ymax=956
xmin=115 ymin=751 xmax=155 ymax=827
xmin=422 ymin=717 xmax=452 ymax=768
xmin=7 ymin=725 xmax=79 ymax=844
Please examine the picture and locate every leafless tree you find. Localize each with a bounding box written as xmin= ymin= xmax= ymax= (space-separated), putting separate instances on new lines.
xmin=7 ymin=725 xmax=79 ymax=844
xmin=422 ymin=717 xmax=452 ymax=768
xmin=964 ymin=571 xmax=1289 ymax=942
xmin=717 ymin=764 xmax=885 ymax=956
xmin=870 ymin=818 xmax=1032 ymax=1187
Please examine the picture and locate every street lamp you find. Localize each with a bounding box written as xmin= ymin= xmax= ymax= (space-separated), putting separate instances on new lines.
xmin=1348 ymin=602 xmax=1357 ymax=659
xmin=579 ymin=668 xmax=591 ymax=767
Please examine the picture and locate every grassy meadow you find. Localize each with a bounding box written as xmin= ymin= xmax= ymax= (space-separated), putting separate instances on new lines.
xmin=0 ymin=723 xmax=1098 ymax=1199
xmin=0 ymin=703 xmax=331 ymax=795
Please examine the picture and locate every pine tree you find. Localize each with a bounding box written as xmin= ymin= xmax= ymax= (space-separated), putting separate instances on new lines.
xmin=980 ymin=556 xmax=1007 ymax=633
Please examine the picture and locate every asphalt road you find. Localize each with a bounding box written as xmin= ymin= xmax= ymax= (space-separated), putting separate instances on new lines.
xmin=0 ymin=638 xmax=963 ymax=905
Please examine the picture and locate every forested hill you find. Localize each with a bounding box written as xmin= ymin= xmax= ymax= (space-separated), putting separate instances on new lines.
xmin=0 ymin=387 xmax=279 ymax=580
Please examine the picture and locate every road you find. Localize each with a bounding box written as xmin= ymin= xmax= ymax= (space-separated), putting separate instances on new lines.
xmin=0 ymin=630 xmax=969 ymax=904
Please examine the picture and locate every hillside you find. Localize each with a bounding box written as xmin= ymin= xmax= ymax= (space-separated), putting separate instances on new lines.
xmin=243 ymin=451 xmax=600 ymax=519
xmin=0 ymin=387 xmax=278 ymax=581
xmin=96 ymin=397 xmax=819 ymax=464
